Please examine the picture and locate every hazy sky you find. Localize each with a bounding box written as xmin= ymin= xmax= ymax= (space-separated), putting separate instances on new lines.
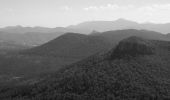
xmin=1 ymin=0 xmax=170 ymax=27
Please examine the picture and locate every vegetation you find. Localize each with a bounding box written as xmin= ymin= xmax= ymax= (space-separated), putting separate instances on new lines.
xmin=0 ymin=36 xmax=170 ymax=100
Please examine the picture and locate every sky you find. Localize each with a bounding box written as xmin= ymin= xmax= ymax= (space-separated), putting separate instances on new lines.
xmin=1 ymin=0 xmax=170 ymax=27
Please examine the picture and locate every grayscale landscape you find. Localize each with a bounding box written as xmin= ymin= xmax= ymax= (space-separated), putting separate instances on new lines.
xmin=0 ymin=0 xmax=170 ymax=100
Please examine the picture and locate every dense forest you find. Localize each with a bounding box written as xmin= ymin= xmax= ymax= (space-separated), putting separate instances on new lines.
xmin=0 ymin=36 xmax=170 ymax=100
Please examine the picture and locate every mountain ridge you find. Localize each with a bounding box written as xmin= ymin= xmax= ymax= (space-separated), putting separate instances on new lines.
xmin=22 ymin=32 xmax=112 ymax=59
xmin=2 ymin=19 xmax=170 ymax=34
xmin=1 ymin=36 xmax=170 ymax=100
xmin=1 ymin=19 xmax=170 ymax=47
xmin=22 ymin=29 xmax=170 ymax=59
xmin=68 ymin=19 xmax=170 ymax=34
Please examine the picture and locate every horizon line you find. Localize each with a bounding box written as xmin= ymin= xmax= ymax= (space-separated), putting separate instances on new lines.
xmin=1 ymin=18 xmax=170 ymax=28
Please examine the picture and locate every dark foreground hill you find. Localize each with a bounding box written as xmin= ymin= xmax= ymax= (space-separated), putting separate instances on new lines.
xmin=1 ymin=36 xmax=170 ymax=100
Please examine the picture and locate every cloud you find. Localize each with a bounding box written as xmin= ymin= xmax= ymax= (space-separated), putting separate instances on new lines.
xmin=152 ymin=4 xmax=170 ymax=10
xmin=137 ymin=4 xmax=170 ymax=17
xmin=83 ymin=4 xmax=134 ymax=11
xmin=138 ymin=4 xmax=170 ymax=12
xmin=83 ymin=3 xmax=170 ymax=12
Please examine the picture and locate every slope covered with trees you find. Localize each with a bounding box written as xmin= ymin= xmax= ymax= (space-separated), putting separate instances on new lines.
xmin=1 ymin=36 xmax=170 ymax=100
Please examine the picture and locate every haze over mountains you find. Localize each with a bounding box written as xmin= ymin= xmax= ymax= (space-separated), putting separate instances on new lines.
xmin=68 ymin=18 xmax=170 ymax=34
xmin=1 ymin=18 xmax=170 ymax=48
xmin=2 ymin=19 xmax=170 ymax=34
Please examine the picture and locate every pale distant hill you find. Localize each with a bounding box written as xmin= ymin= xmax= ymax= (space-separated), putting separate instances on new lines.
xmin=2 ymin=19 xmax=170 ymax=35
xmin=68 ymin=19 xmax=139 ymax=33
xmin=67 ymin=19 xmax=170 ymax=34
xmin=0 ymin=26 xmax=86 ymax=46
xmin=0 ymin=26 xmax=72 ymax=34
xmin=1 ymin=19 xmax=170 ymax=46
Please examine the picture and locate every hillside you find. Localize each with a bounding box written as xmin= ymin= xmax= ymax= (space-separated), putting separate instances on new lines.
xmin=0 ymin=30 xmax=168 ymax=77
xmin=23 ymin=33 xmax=112 ymax=59
xmin=0 ymin=32 xmax=112 ymax=76
xmin=19 ymin=30 xmax=170 ymax=76
xmin=1 ymin=36 xmax=170 ymax=100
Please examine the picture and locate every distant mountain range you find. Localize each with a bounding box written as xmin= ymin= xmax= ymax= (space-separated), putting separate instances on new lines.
xmin=0 ymin=25 xmax=73 ymax=34
xmin=1 ymin=19 xmax=170 ymax=47
xmin=68 ymin=18 xmax=170 ymax=34
xmin=0 ymin=26 xmax=79 ymax=46
xmin=2 ymin=19 xmax=170 ymax=34
xmin=1 ymin=36 xmax=170 ymax=100
xmin=0 ymin=31 xmax=65 ymax=46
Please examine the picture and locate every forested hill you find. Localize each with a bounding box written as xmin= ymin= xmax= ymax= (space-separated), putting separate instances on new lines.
xmin=1 ymin=36 xmax=170 ymax=100
xmin=22 ymin=33 xmax=112 ymax=58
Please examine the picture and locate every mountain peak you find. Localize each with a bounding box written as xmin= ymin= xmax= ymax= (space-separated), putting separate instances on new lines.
xmin=114 ymin=18 xmax=137 ymax=23
xmin=110 ymin=36 xmax=154 ymax=59
xmin=115 ymin=18 xmax=129 ymax=21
